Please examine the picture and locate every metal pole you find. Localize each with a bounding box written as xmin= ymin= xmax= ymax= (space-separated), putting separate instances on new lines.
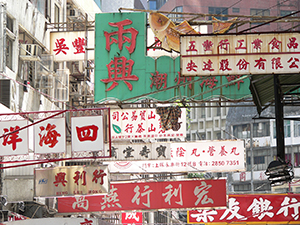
xmin=273 ymin=74 xmax=285 ymax=160
xmin=250 ymin=122 xmax=254 ymax=192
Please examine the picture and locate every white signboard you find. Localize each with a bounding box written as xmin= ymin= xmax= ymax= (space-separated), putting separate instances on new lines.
xmin=50 ymin=31 xmax=94 ymax=61
xmin=111 ymin=108 xmax=186 ymax=139
xmin=71 ymin=115 xmax=104 ymax=152
xmin=2 ymin=217 xmax=99 ymax=225
xmin=0 ymin=120 xmax=28 ymax=156
xmin=106 ymin=142 xmax=171 ymax=160
xmin=181 ymin=32 xmax=300 ymax=76
xmin=34 ymin=165 xmax=109 ymax=197
xmin=108 ymin=140 xmax=245 ymax=173
xmin=34 ymin=117 xmax=66 ymax=154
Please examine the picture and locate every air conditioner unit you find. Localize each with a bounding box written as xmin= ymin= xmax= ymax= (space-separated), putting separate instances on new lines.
xmin=20 ymin=44 xmax=42 ymax=61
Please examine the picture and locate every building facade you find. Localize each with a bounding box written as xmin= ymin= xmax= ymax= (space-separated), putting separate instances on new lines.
xmin=158 ymin=0 xmax=300 ymax=33
xmin=0 ymin=0 xmax=102 ymax=219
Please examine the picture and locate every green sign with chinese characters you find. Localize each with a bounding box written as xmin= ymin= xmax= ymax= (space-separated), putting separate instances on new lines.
xmin=94 ymin=12 xmax=251 ymax=103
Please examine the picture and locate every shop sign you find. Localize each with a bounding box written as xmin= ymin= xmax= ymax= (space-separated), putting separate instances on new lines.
xmin=34 ymin=165 xmax=109 ymax=197
xmin=57 ymin=179 xmax=226 ymax=212
xmin=181 ymin=32 xmax=300 ymax=76
xmin=0 ymin=115 xmax=105 ymax=155
xmin=188 ymin=194 xmax=300 ymax=224
xmin=50 ymin=31 xmax=94 ymax=61
xmin=94 ymin=12 xmax=251 ymax=103
xmin=109 ymin=140 xmax=245 ymax=173
xmin=111 ymin=108 xmax=186 ymax=139
xmin=122 ymin=212 xmax=143 ymax=225
xmin=105 ymin=142 xmax=171 ymax=161
xmin=1 ymin=217 xmax=98 ymax=225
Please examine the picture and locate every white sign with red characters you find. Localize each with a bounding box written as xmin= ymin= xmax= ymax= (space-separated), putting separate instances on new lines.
xmin=0 ymin=120 xmax=28 ymax=156
xmin=34 ymin=117 xmax=66 ymax=154
xmin=109 ymin=140 xmax=245 ymax=173
xmin=71 ymin=116 xmax=104 ymax=152
xmin=111 ymin=108 xmax=186 ymax=139
xmin=181 ymin=32 xmax=300 ymax=76
xmin=50 ymin=31 xmax=94 ymax=61
xmin=34 ymin=165 xmax=109 ymax=197
xmin=122 ymin=212 xmax=143 ymax=225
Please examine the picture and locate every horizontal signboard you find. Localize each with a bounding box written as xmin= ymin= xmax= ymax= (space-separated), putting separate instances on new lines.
xmin=108 ymin=140 xmax=245 ymax=173
xmin=50 ymin=31 xmax=94 ymax=61
xmin=181 ymin=32 xmax=300 ymax=76
xmin=34 ymin=165 xmax=109 ymax=197
xmin=1 ymin=217 xmax=98 ymax=225
xmin=188 ymin=194 xmax=300 ymax=224
xmin=111 ymin=108 xmax=186 ymax=139
xmin=105 ymin=142 xmax=171 ymax=160
xmin=57 ymin=179 xmax=226 ymax=212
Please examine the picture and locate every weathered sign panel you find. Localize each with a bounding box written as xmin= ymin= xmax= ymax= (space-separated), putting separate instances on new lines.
xmin=111 ymin=108 xmax=186 ymax=139
xmin=181 ymin=32 xmax=300 ymax=76
xmin=94 ymin=12 xmax=252 ymax=103
xmin=34 ymin=165 xmax=109 ymax=197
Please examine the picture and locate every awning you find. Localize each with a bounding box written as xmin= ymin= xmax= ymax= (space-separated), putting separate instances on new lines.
xmin=249 ymin=74 xmax=300 ymax=114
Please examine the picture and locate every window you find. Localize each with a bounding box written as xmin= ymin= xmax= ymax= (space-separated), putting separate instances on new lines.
xmin=200 ymin=103 xmax=205 ymax=118
xmin=216 ymin=107 xmax=221 ymax=117
xmin=284 ymin=120 xmax=291 ymax=137
xmin=254 ymin=183 xmax=271 ymax=192
xmin=208 ymin=7 xmax=228 ymax=20
xmin=247 ymin=157 xmax=251 ymax=165
xmin=295 ymin=152 xmax=300 ymax=167
xmin=294 ymin=121 xmax=300 ymax=137
xmin=233 ymin=124 xmax=250 ymax=139
xmin=0 ymin=80 xmax=10 ymax=108
xmin=280 ymin=10 xmax=294 ymax=17
xmin=250 ymin=9 xmax=270 ymax=24
xmin=6 ymin=16 xmax=14 ymax=71
xmin=149 ymin=0 xmax=157 ymax=10
xmin=6 ymin=16 xmax=13 ymax=33
xmin=45 ymin=0 xmax=51 ymax=22
xmin=285 ymin=153 xmax=291 ymax=163
xmin=234 ymin=183 xmax=251 ymax=192
xmin=170 ymin=6 xmax=183 ymax=22
xmin=253 ymin=122 xmax=270 ymax=137
xmin=232 ymin=8 xmax=240 ymax=13
xmin=54 ymin=4 xmax=60 ymax=29
xmin=274 ymin=120 xmax=291 ymax=138
xmin=254 ymin=156 xmax=265 ymax=164
xmin=6 ymin=38 xmax=13 ymax=71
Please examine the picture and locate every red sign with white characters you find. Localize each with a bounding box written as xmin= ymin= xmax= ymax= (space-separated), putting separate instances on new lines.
xmin=57 ymin=179 xmax=226 ymax=212
xmin=188 ymin=194 xmax=300 ymax=224
xmin=122 ymin=212 xmax=143 ymax=225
